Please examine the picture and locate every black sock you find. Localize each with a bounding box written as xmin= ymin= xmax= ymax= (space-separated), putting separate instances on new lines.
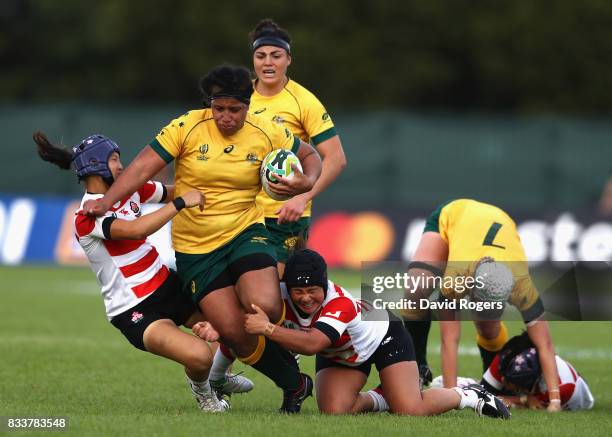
xmin=478 ymin=344 xmax=498 ymax=371
xmin=403 ymin=319 xmax=431 ymax=367
xmin=276 ymin=343 xmax=300 ymax=371
xmin=248 ymin=337 xmax=301 ymax=390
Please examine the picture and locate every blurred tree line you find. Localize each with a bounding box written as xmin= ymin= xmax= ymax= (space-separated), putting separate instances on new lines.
xmin=2 ymin=0 xmax=612 ymax=113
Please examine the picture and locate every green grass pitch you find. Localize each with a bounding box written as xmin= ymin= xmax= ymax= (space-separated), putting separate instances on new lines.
xmin=1 ymin=266 xmax=611 ymax=436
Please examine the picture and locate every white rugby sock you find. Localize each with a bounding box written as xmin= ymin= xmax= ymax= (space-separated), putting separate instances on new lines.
xmin=453 ymin=387 xmax=478 ymax=410
xmin=187 ymin=376 xmax=212 ymax=395
xmin=209 ymin=347 xmax=235 ymax=381
xmin=367 ymin=389 xmax=389 ymax=412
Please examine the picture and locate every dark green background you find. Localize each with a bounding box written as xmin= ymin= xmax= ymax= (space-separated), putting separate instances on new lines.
xmin=2 ymin=0 xmax=611 ymax=211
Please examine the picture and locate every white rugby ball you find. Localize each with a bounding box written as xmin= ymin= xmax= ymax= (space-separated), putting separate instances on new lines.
xmin=260 ymin=149 xmax=302 ymax=201
xmin=473 ymin=260 xmax=514 ymax=302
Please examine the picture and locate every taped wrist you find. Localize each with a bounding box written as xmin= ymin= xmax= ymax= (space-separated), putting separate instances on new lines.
xmin=172 ymin=196 xmax=186 ymax=211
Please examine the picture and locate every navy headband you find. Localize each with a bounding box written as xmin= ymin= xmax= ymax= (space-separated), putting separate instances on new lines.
xmin=252 ymin=36 xmax=291 ymax=53
xmin=210 ymin=92 xmax=251 ymax=105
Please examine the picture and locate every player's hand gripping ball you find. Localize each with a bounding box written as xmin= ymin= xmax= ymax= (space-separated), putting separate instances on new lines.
xmin=260 ymin=149 xmax=303 ymax=201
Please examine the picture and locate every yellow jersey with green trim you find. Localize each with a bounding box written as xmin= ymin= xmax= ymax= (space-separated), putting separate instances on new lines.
xmin=150 ymin=109 xmax=300 ymax=254
xmin=430 ymin=199 xmax=539 ymax=313
xmin=250 ymin=79 xmax=337 ymax=217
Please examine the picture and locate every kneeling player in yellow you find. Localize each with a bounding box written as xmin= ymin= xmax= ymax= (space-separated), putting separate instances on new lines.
xmin=83 ymin=65 xmax=322 ymax=413
xmin=403 ymin=199 xmax=562 ymax=412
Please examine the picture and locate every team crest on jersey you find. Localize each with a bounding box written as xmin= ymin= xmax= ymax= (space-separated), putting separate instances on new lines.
xmin=191 ymin=280 xmax=196 ymax=294
xmin=129 ymin=201 xmax=141 ymax=217
xmin=254 ymin=108 xmax=266 ymax=114
xmin=224 ymin=145 xmax=234 ymax=153
xmin=272 ymin=115 xmax=285 ymax=125
xmin=198 ymin=144 xmax=209 ymax=161
xmin=131 ymin=311 xmax=144 ymax=324
xmin=284 ymin=236 xmax=299 ymax=251
xmin=246 ymin=152 xmax=259 ymax=164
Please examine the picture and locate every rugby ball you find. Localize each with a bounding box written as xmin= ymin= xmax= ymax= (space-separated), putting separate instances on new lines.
xmin=260 ymin=149 xmax=302 ymax=201
xmin=473 ymin=260 xmax=514 ymax=302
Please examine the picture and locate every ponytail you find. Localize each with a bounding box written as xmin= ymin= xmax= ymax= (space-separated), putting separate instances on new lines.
xmin=33 ymin=131 xmax=73 ymax=170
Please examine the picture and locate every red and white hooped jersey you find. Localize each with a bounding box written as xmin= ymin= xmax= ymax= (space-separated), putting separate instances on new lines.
xmin=74 ymin=181 xmax=168 ymax=320
xmin=281 ymin=280 xmax=389 ymax=366
xmin=483 ymin=354 xmax=594 ymax=411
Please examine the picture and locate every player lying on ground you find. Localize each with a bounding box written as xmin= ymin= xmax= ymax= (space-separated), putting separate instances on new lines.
xmin=481 ymin=332 xmax=594 ymax=411
xmin=197 ymin=249 xmax=510 ymax=418
xmin=402 ymin=199 xmax=562 ymax=412
xmin=34 ymin=131 xmax=230 ymax=412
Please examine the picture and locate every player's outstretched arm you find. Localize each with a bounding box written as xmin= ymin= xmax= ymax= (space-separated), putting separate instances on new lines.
xmin=109 ymin=190 xmax=204 ymax=240
xmin=526 ymin=320 xmax=561 ymax=412
xmin=243 ymin=304 xmax=331 ymax=355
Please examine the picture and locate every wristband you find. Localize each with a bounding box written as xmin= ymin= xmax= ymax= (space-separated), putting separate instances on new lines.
xmin=264 ymin=322 xmax=276 ymax=336
xmin=172 ymin=197 xmax=186 ymax=211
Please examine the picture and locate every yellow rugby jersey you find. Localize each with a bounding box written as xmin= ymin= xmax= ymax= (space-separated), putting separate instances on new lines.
xmin=427 ymin=199 xmax=539 ymax=313
xmin=150 ymin=109 xmax=299 ymax=254
xmin=251 ymin=79 xmax=337 ymax=217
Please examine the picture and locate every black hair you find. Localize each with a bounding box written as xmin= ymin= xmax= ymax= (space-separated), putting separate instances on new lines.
xmin=199 ymin=64 xmax=253 ymax=107
xmin=249 ymin=18 xmax=291 ymax=48
xmin=33 ymin=131 xmax=72 ymax=170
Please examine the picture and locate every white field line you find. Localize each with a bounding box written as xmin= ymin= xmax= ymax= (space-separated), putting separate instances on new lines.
xmin=428 ymin=344 xmax=612 ymax=361
xmin=1 ymin=335 xmax=610 ymax=360
xmin=0 ymin=334 xmax=124 ymax=349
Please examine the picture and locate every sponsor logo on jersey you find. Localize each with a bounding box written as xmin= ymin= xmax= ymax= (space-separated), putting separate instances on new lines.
xmin=131 ymin=311 xmax=144 ymax=324
xmin=224 ymin=145 xmax=234 ymax=153
xmin=129 ymin=201 xmax=141 ymax=217
xmin=250 ymin=236 xmax=268 ymax=244
xmin=272 ymin=115 xmax=285 ymax=125
xmin=381 ymin=335 xmax=393 ymax=345
xmin=324 ymin=310 xmax=342 ymax=318
xmin=198 ymin=144 xmax=209 ymax=161
xmin=322 ymin=112 xmax=330 ymax=121
xmin=246 ymin=152 xmax=259 ymax=164
xmin=254 ymin=108 xmax=266 ymax=114
xmin=191 ymin=280 xmax=196 ymax=294
xmin=284 ymin=128 xmax=291 ymax=138
xmin=119 ymin=209 xmax=129 ymax=216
